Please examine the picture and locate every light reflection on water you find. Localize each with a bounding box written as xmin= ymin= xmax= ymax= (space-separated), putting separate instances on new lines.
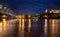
xmin=0 ymin=19 xmax=60 ymax=37
xmin=0 ymin=19 xmax=18 ymax=37
xmin=18 ymin=19 xmax=25 ymax=37
xmin=2 ymin=19 xmax=7 ymax=33
xmin=48 ymin=19 xmax=60 ymax=37
xmin=0 ymin=22 xmax=2 ymax=37
xmin=44 ymin=19 xmax=48 ymax=34
xmin=49 ymin=19 xmax=59 ymax=34
xmin=1 ymin=19 xmax=7 ymax=37
xmin=44 ymin=19 xmax=60 ymax=37
xmin=28 ymin=19 xmax=31 ymax=32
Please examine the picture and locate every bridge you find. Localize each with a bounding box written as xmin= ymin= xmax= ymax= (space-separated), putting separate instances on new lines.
xmin=30 ymin=10 xmax=60 ymax=19
xmin=0 ymin=5 xmax=16 ymax=20
xmin=29 ymin=9 xmax=60 ymax=19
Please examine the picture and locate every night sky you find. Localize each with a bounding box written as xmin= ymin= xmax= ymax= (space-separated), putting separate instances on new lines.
xmin=0 ymin=0 xmax=60 ymax=15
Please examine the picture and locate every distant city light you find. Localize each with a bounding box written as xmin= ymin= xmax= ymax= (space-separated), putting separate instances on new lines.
xmin=45 ymin=9 xmax=48 ymax=13
xmin=3 ymin=7 xmax=7 ymax=10
xmin=50 ymin=10 xmax=60 ymax=13
xmin=28 ymin=15 xmax=31 ymax=18
xmin=0 ymin=5 xmax=3 ymax=9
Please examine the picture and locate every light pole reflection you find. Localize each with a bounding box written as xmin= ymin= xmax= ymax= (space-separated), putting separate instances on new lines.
xmin=44 ymin=19 xmax=48 ymax=34
xmin=51 ymin=19 xmax=55 ymax=33
xmin=28 ymin=19 xmax=31 ymax=32
xmin=21 ymin=19 xmax=25 ymax=32
xmin=18 ymin=18 xmax=25 ymax=37
xmin=2 ymin=18 xmax=7 ymax=37
xmin=52 ymin=19 xmax=58 ymax=34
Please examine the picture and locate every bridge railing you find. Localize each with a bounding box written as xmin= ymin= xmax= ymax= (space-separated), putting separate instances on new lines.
xmin=0 ymin=5 xmax=16 ymax=20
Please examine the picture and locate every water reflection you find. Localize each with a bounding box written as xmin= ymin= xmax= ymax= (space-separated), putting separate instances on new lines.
xmin=44 ymin=19 xmax=60 ymax=37
xmin=28 ymin=19 xmax=31 ymax=32
xmin=0 ymin=18 xmax=60 ymax=37
xmin=0 ymin=18 xmax=8 ymax=37
xmin=2 ymin=19 xmax=7 ymax=37
xmin=18 ymin=18 xmax=32 ymax=37
xmin=49 ymin=19 xmax=59 ymax=34
xmin=18 ymin=19 xmax=60 ymax=37
xmin=18 ymin=18 xmax=39 ymax=37
xmin=0 ymin=20 xmax=3 ymax=37
xmin=44 ymin=19 xmax=48 ymax=34
xmin=18 ymin=19 xmax=25 ymax=37
xmin=2 ymin=19 xmax=7 ymax=32
xmin=48 ymin=19 xmax=60 ymax=37
xmin=0 ymin=19 xmax=18 ymax=37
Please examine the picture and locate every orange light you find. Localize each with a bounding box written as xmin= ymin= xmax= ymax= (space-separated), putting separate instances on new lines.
xmin=28 ymin=19 xmax=31 ymax=32
xmin=19 ymin=15 xmax=21 ymax=19
xmin=21 ymin=15 xmax=25 ymax=19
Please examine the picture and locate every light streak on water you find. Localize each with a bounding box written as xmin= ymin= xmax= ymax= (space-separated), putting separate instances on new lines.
xmin=18 ymin=19 xmax=25 ymax=37
xmin=2 ymin=19 xmax=7 ymax=33
xmin=28 ymin=19 xmax=31 ymax=32
xmin=0 ymin=18 xmax=7 ymax=37
xmin=44 ymin=19 xmax=48 ymax=34
xmin=21 ymin=19 xmax=25 ymax=33
xmin=19 ymin=19 xmax=22 ymax=27
xmin=0 ymin=22 xmax=2 ymax=37
xmin=52 ymin=20 xmax=55 ymax=33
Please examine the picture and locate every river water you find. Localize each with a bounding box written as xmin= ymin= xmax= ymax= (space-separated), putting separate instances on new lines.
xmin=0 ymin=19 xmax=60 ymax=37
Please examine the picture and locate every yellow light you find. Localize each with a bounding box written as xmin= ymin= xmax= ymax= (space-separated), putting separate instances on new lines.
xmin=44 ymin=19 xmax=47 ymax=34
xmin=28 ymin=19 xmax=31 ymax=32
xmin=50 ymin=11 xmax=52 ymax=13
xmin=28 ymin=15 xmax=31 ymax=18
xmin=2 ymin=15 xmax=6 ymax=19
xmin=0 ymin=22 xmax=2 ymax=34
xmin=19 ymin=19 xmax=22 ymax=27
xmin=22 ymin=19 xmax=24 ymax=27
xmin=19 ymin=15 xmax=21 ymax=19
xmin=18 ymin=19 xmax=25 ymax=37
xmin=22 ymin=15 xmax=25 ymax=19
xmin=16 ymin=16 xmax=19 ymax=19
xmin=2 ymin=18 xmax=7 ymax=33
xmin=52 ymin=20 xmax=54 ymax=33
xmin=19 ymin=18 xmax=25 ymax=32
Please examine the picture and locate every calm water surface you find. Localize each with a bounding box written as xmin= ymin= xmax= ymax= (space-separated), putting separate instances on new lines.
xmin=0 ymin=19 xmax=60 ymax=37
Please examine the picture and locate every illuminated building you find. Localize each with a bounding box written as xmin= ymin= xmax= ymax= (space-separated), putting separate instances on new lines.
xmin=50 ymin=10 xmax=60 ymax=13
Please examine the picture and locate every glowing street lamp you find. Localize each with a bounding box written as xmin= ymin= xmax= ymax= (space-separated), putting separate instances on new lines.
xmin=2 ymin=15 xmax=7 ymax=19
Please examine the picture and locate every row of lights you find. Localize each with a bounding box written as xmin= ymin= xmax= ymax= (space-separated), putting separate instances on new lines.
xmin=0 ymin=5 xmax=16 ymax=19
xmin=0 ymin=5 xmax=14 ymax=15
xmin=17 ymin=15 xmax=40 ymax=19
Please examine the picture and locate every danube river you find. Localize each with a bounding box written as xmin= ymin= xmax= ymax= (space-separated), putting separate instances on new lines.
xmin=0 ymin=19 xmax=60 ymax=37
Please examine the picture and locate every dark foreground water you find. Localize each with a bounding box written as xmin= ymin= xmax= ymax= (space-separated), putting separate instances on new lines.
xmin=0 ymin=19 xmax=60 ymax=37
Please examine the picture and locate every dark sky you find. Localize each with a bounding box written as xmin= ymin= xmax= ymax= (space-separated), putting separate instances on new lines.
xmin=0 ymin=0 xmax=60 ymax=15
